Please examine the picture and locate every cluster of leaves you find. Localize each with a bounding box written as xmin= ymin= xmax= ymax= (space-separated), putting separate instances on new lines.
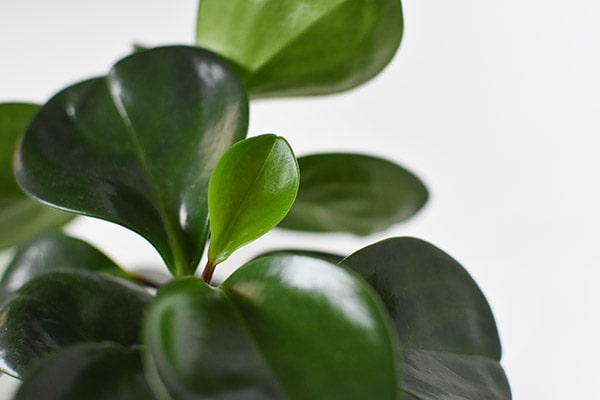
xmin=0 ymin=1 xmax=511 ymax=399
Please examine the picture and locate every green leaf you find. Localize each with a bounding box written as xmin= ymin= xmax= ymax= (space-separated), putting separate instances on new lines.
xmin=401 ymin=351 xmax=511 ymax=400
xmin=144 ymin=255 xmax=399 ymax=399
xmin=0 ymin=269 xmax=151 ymax=378
xmin=207 ymin=134 xmax=299 ymax=268
xmin=279 ymin=153 xmax=428 ymax=236
xmin=15 ymin=343 xmax=157 ymax=400
xmin=341 ymin=237 xmax=511 ymax=399
xmin=14 ymin=46 xmax=249 ymax=277
xmin=0 ymin=232 xmax=132 ymax=302
xmin=196 ymin=0 xmax=404 ymax=98
xmin=0 ymin=103 xmax=74 ymax=249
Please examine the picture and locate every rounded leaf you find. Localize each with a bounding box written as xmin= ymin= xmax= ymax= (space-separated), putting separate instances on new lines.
xmin=279 ymin=153 xmax=428 ymax=235
xmin=196 ymin=0 xmax=404 ymax=98
xmin=144 ymin=255 xmax=399 ymax=399
xmin=342 ymin=237 xmax=501 ymax=358
xmin=15 ymin=46 xmax=249 ymax=276
xmin=341 ymin=237 xmax=511 ymax=398
xmin=0 ymin=103 xmax=73 ymax=249
xmin=0 ymin=269 xmax=151 ymax=378
xmin=207 ymin=134 xmax=299 ymax=265
xmin=0 ymin=232 xmax=130 ymax=302
xmin=15 ymin=343 xmax=157 ymax=400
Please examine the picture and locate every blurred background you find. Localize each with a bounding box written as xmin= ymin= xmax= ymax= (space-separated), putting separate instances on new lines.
xmin=1 ymin=0 xmax=599 ymax=398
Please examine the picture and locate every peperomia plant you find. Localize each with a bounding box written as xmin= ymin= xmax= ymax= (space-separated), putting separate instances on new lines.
xmin=0 ymin=1 xmax=511 ymax=399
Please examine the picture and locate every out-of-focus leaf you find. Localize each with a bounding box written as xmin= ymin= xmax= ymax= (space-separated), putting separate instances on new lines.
xmin=144 ymin=255 xmax=399 ymax=399
xmin=279 ymin=153 xmax=428 ymax=235
xmin=207 ymin=134 xmax=299 ymax=267
xmin=0 ymin=103 xmax=74 ymax=249
xmin=342 ymin=237 xmax=511 ymax=399
xmin=0 ymin=232 xmax=132 ymax=302
xmin=0 ymin=269 xmax=151 ymax=378
xmin=15 ymin=343 xmax=157 ymax=400
xmin=196 ymin=0 xmax=404 ymax=98
xmin=15 ymin=46 xmax=249 ymax=277
xmin=401 ymin=351 xmax=511 ymax=400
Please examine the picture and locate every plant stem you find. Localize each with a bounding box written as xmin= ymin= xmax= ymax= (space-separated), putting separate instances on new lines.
xmin=201 ymin=260 xmax=217 ymax=284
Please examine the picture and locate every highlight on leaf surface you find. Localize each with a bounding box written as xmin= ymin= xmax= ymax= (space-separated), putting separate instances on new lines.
xmin=144 ymin=255 xmax=400 ymax=399
xmin=206 ymin=134 xmax=299 ymax=271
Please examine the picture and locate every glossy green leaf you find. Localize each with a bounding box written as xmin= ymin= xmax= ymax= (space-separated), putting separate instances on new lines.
xmin=279 ymin=153 xmax=428 ymax=236
xmin=196 ymin=0 xmax=404 ymax=98
xmin=341 ymin=237 xmax=511 ymax=399
xmin=15 ymin=343 xmax=157 ymax=400
xmin=0 ymin=232 xmax=132 ymax=302
xmin=207 ymin=134 xmax=299 ymax=267
xmin=144 ymin=255 xmax=399 ymax=399
xmin=15 ymin=46 xmax=249 ymax=277
xmin=0 ymin=269 xmax=151 ymax=378
xmin=0 ymin=103 xmax=74 ymax=249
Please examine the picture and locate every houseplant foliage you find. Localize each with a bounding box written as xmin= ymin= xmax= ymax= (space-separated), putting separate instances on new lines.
xmin=0 ymin=0 xmax=511 ymax=399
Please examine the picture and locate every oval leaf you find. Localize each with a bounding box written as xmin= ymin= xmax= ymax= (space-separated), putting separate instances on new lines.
xmin=207 ymin=134 xmax=299 ymax=266
xmin=0 ymin=103 xmax=74 ymax=249
xmin=0 ymin=232 xmax=132 ymax=302
xmin=15 ymin=46 xmax=249 ymax=276
xmin=279 ymin=153 xmax=428 ymax=236
xmin=144 ymin=255 xmax=399 ymax=399
xmin=15 ymin=343 xmax=157 ymax=400
xmin=341 ymin=237 xmax=511 ymax=398
xmin=196 ymin=0 xmax=404 ymax=98
xmin=0 ymin=269 xmax=151 ymax=378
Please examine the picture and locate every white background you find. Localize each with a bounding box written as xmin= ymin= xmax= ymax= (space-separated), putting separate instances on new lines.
xmin=1 ymin=1 xmax=599 ymax=398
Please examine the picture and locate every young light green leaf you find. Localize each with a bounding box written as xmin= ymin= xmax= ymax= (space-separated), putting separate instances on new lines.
xmin=206 ymin=134 xmax=299 ymax=273
xmin=0 ymin=103 xmax=74 ymax=249
xmin=14 ymin=46 xmax=249 ymax=277
xmin=279 ymin=153 xmax=428 ymax=236
xmin=144 ymin=255 xmax=400 ymax=399
xmin=196 ymin=0 xmax=404 ymax=98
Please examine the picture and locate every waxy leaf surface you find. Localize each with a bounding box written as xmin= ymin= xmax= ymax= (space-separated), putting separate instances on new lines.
xmin=0 ymin=269 xmax=151 ymax=378
xmin=15 ymin=46 xmax=249 ymax=276
xmin=0 ymin=232 xmax=130 ymax=302
xmin=15 ymin=343 xmax=157 ymax=400
xmin=279 ymin=153 xmax=428 ymax=235
xmin=342 ymin=237 xmax=511 ymax=399
xmin=196 ymin=0 xmax=404 ymax=98
xmin=208 ymin=134 xmax=299 ymax=266
xmin=0 ymin=103 xmax=73 ymax=249
xmin=144 ymin=255 xmax=399 ymax=399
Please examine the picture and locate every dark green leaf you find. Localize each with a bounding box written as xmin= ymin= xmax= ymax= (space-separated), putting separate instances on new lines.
xmin=144 ymin=255 xmax=399 ymax=399
xmin=15 ymin=46 xmax=249 ymax=277
xmin=0 ymin=103 xmax=74 ymax=249
xmin=0 ymin=232 xmax=133 ymax=302
xmin=15 ymin=343 xmax=157 ymax=400
xmin=196 ymin=0 xmax=404 ymax=98
xmin=341 ymin=237 xmax=511 ymax=399
xmin=402 ymin=351 xmax=511 ymax=400
xmin=0 ymin=269 xmax=151 ymax=378
xmin=279 ymin=154 xmax=428 ymax=236
xmin=207 ymin=134 xmax=299 ymax=266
